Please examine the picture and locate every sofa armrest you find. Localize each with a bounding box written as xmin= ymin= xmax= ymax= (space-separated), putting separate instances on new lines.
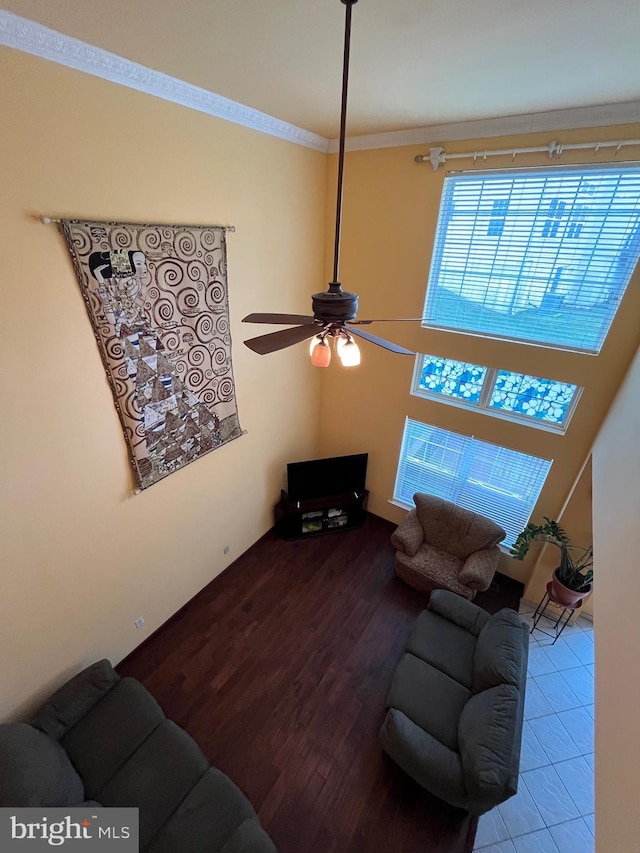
xmin=0 ymin=724 xmax=85 ymax=807
xmin=458 ymin=685 xmax=521 ymax=813
xmin=31 ymin=660 xmax=120 ymax=741
xmin=379 ymin=709 xmax=466 ymax=807
xmin=428 ymin=590 xmax=490 ymax=636
xmin=459 ymin=547 xmax=501 ymax=591
xmin=390 ymin=509 xmax=424 ymax=557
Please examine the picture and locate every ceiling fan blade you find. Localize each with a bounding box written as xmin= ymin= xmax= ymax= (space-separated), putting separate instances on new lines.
xmin=244 ymin=324 xmax=319 ymax=355
xmin=348 ymin=326 xmax=414 ymax=355
xmin=243 ymin=312 xmax=317 ymax=325
xmin=348 ymin=318 xmax=423 ymax=326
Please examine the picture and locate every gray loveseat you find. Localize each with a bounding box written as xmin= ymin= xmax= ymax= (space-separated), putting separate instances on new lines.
xmin=380 ymin=590 xmax=528 ymax=815
xmin=0 ymin=660 xmax=276 ymax=853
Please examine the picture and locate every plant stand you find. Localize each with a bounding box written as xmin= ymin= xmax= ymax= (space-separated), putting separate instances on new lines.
xmin=530 ymin=581 xmax=583 ymax=644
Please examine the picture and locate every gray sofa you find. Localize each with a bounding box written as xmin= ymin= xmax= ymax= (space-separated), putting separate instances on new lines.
xmin=380 ymin=590 xmax=528 ymax=816
xmin=0 ymin=660 xmax=276 ymax=853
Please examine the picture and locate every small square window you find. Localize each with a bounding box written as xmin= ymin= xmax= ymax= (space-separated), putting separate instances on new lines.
xmin=417 ymin=355 xmax=486 ymax=403
xmin=489 ymin=371 xmax=578 ymax=426
xmin=487 ymin=199 xmax=509 ymax=237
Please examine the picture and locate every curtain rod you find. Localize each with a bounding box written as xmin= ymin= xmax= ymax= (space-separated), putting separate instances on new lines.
xmin=415 ymin=138 xmax=640 ymax=171
xmin=40 ymin=216 xmax=236 ymax=232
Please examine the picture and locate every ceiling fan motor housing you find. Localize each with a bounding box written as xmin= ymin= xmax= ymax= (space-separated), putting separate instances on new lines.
xmin=312 ymin=282 xmax=359 ymax=322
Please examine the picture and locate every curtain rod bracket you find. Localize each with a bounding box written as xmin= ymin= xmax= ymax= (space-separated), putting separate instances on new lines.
xmin=413 ymin=148 xmax=445 ymax=170
xmin=430 ymin=147 xmax=445 ymax=171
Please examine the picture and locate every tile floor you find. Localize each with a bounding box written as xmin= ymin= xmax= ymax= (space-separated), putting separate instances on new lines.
xmin=473 ymin=599 xmax=595 ymax=853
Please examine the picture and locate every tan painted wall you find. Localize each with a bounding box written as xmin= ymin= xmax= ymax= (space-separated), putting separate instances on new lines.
xmin=0 ymin=48 xmax=326 ymax=720
xmin=592 ymin=349 xmax=640 ymax=852
xmin=319 ymin=129 xmax=640 ymax=587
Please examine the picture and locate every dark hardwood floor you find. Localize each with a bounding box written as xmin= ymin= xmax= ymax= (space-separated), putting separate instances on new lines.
xmin=118 ymin=514 xmax=522 ymax=853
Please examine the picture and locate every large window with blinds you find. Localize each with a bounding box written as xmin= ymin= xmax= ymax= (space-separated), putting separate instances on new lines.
xmin=393 ymin=418 xmax=552 ymax=545
xmin=423 ymin=165 xmax=640 ymax=353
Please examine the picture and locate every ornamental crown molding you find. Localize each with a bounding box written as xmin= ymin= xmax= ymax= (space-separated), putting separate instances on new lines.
xmin=2 ymin=10 xmax=638 ymax=156
xmin=0 ymin=10 xmax=329 ymax=153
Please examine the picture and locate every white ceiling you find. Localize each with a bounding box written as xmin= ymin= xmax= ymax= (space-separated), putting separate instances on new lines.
xmin=2 ymin=0 xmax=640 ymax=139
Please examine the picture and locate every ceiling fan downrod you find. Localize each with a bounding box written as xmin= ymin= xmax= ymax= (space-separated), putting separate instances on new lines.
xmin=240 ymin=0 xmax=415 ymax=362
xmin=312 ymin=0 xmax=359 ymax=324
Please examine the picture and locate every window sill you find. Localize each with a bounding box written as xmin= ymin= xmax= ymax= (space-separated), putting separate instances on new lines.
xmin=389 ymin=498 xmax=412 ymax=512
xmin=410 ymin=388 xmax=576 ymax=434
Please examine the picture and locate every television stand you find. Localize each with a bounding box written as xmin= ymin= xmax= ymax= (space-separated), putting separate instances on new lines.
xmin=274 ymin=490 xmax=369 ymax=540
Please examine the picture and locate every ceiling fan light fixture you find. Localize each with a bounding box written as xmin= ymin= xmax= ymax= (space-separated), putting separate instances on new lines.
xmin=310 ymin=335 xmax=331 ymax=367
xmin=336 ymin=333 xmax=361 ymax=367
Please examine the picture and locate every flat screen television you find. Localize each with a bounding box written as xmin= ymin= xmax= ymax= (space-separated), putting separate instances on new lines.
xmin=286 ymin=453 xmax=368 ymax=503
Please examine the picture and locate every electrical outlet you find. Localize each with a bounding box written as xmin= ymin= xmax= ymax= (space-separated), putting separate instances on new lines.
xmin=223 ymin=545 xmax=230 ymax=555
xmin=135 ymin=616 xmax=144 ymax=629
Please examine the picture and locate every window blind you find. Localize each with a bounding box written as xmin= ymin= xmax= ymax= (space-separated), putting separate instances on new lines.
xmin=423 ymin=165 xmax=640 ymax=353
xmin=394 ymin=418 xmax=552 ymax=545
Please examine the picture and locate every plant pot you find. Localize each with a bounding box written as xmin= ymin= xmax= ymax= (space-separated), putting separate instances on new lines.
xmin=550 ymin=569 xmax=591 ymax=608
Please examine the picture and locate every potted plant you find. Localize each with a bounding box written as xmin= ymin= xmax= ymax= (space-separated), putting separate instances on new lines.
xmin=510 ymin=517 xmax=593 ymax=608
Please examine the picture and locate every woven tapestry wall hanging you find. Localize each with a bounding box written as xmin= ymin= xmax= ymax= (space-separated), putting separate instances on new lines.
xmin=62 ymin=219 xmax=243 ymax=490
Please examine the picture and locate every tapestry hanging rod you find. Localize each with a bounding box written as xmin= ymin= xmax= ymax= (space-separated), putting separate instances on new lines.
xmin=415 ymin=138 xmax=640 ymax=171
xmin=39 ymin=216 xmax=236 ymax=232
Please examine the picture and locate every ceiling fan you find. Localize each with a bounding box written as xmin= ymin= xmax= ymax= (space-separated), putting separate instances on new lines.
xmin=242 ymin=0 xmax=420 ymax=367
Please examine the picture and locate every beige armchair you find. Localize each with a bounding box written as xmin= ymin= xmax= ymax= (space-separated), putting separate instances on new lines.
xmin=391 ymin=493 xmax=506 ymax=599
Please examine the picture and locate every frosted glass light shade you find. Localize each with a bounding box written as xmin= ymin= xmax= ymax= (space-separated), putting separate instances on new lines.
xmin=310 ymin=336 xmax=331 ymax=367
xmin=336 ymin=335 xmax=361 ymax=367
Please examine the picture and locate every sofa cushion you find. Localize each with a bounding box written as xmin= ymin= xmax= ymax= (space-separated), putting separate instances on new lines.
xmin=406 ymin=610 xmax=476 ymax=690
xmin=61 ymin=677 xmax=165 ymax=798
xmin=386 ymin=654 xmax=471 ymax=751
xmin=32 ymin=660 xmax=121 ymax=741
xmin=458 ymin=685 xmax=520 ymax=801
xmin=473 ymin=610 xmax=527 ymax=693
xmin=220 ymin=819 xmax=278 ymax=853
xmin=146 ymin=768 xmax=271 ymax=853
xmin=395 ymin=548 xmax=472 ymax=598
xmin=96 ymin=720 xmax=209 ymax=850
xmin=408 ymin=544 xmax=464 ymax=581
xmin=0 ymin=723 xmax=84 ymax=807
xmin=414 ymin=494 xmax=505 ymax=560
xmin=428 ymin=590 xmax=490 ymax=636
